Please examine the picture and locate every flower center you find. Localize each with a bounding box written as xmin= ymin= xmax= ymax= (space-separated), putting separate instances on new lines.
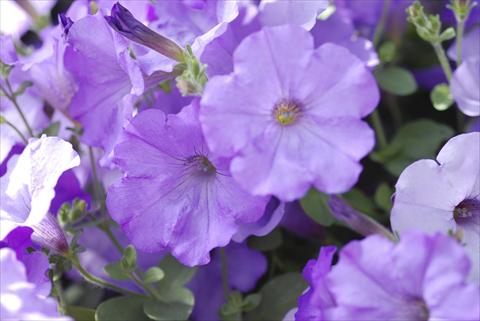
xmin=273 ymin=99 xmax=302 ymax=126
xmin=185 ymin=155 xmax=216 ymax=175
xmin=453 ymin=198 xmax=480 ymax=226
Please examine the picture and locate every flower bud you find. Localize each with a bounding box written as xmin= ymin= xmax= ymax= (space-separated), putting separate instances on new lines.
xmin=105 ymin=3 xmax=184 ymax=61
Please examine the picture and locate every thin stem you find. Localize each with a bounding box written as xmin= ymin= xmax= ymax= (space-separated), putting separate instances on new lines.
xmin=128 ymin=271 xmax=162 ymax=300
xmin=456 ymin=19 xmax=465 ymax=66
xmin=69 ymin=254 xmax=144 ymax=297
xmin=53 ymin=277 xmax=66 ymax=314
xmin=373 ymin=0 xmax=393 ymax=46
xmin=3 ymin=118 xmax=28 ymax=143
xmin=0 ymin=81 xmax=34 ymax=137
xmin=220 ymin=248 xmax=230 ymax=298
xmin=370 ymin=110 xmax=388 ymax=149
xmin=100 ymin=224 xmax=124 ymax=253
xmin=432 ymin=42 xmax=453 ymax=82
xmin=88 ymin=146 xmax=105 ymax=207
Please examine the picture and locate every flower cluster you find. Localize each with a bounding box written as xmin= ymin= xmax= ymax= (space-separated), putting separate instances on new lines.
xmin=0 ymin=0 xmax=479 ymax=320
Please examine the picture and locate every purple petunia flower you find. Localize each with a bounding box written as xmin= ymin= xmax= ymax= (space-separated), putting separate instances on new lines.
xmin=391 ymin=133 xmax=480 ymax=284
xmin=64 ymin=13 xmax=144 ymax=159
xmin=0 ymin=248 xmax=71 ymax=321
xmin=296 ymin=232 xmax=480 ymax=321
xmin=200 ymin=25 xmax=379 ymax=201
xmin=0 ymin=227 xmax=51 ymax=296
xmin=188 ymin=242 xmax=267 ymax=321
xmin=107 ymin=102 xmax=269 ymax=266
xmin=258 ymin=0 xmax=328 ymax=30
xmin=0 ymin=136 xmax=80 ymax=253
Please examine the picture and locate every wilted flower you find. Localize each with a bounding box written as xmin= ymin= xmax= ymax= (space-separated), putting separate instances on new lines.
xmin=107 ymin=102 xmax=269 ymax=266
xmin=296 ymin=232 xmax=480 ymax=320
xmin=0 ymin=136 xmax=80 ymax=253
xmin=391 ymin=133 xmax=480 ymax=283
xmin=200 ymin=25 xmax=379 ymax=201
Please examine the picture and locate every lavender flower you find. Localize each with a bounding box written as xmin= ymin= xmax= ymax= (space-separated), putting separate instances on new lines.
xmin=0 ymin=136 xmax=80 ymax=253
xmin=105 ymin=3 xmax=184 ymax=61
xmin=451 ymin=58 xmax=480 ymax=116
xmin=391 ymin=133 xmax=480 ymax=283
xmin=0 ymin=227 xmax=51 ymax=296
xmin=296 ymin=232 xmax=480 ymax=320
xmin=64 ymin=13 xmax=144 ymax=158
xmin=258 ymin=0 xmax=328 ymax=30
xmin=0 ymin=248 xmax=71 ymax=321
xmin=188 ymin=242 xmax=267 ymax=321
xmin=200 ymin=25 xmax=379 ymax=201
xmin=107 ymin=102 xmax=269 ymax=266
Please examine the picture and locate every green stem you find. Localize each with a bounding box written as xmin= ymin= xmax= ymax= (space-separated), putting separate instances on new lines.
xmin=0 ymin=81 xmax=34 ymax=137
xmin=456 ymin=19 xmax=465 ymax=66
xmin=373 ymin=0 xmax=393 ymax=46
xmin=432 ymin=42 xmax=453 ymax=82
xmin=128 ymin=271 xmax=163 ymax=300
xmin=88 ymin=146 xmax=105 ymax=208
xmin=53 ymin=277 xmax=66 ymax=314
xmin=69 ymin=254 xmax=144 ymax=297
xmin=3 ymin=118 xmax=28 ymax=143
xmin=370 ymin=110 xmax=388 ymax=149
xmin=220 ymin=248 xmax=230 ymax=298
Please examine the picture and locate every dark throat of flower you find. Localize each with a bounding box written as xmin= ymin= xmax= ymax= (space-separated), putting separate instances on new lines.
xmin=453 ymin=198 xmax=480 ymax=227
xmin=184 ymin=154 xmax=217 ymax=176
xmin=273 ymin=99 xmax=302 ymax=126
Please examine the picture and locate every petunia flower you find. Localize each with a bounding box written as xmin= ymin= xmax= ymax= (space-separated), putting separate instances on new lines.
xmin=200 ymin=25 xmax=379 ymax=201
xmin=107 ymin=102 xmax=269 ymax=266
xmin=188 ymin=242 xmax=267 ymax=321
xmin=296 ymin=232 xmax=480 ymax=320
xmin=258 ymin=0 xmax=328 ymax=31
xmin=391 ymin=133 xmax=480 ymax=283
xmin=0 ymin=248 xmax=71 ymax=321
xmin=0 ymin=136 xmax=80 ymax=253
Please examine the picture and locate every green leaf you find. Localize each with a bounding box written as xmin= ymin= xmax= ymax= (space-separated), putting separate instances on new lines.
xmin=374 ymin=66 xmax=418 ymax=96
xmin=65 ymin=306 xmax=96 ymax=321
xmin=374 ymin=183 xmax=393 ymax=212
xmin=371 ymin=119 xmax=454 ymax=176
xmin=14 ymin=80 xmax=33 ymax=97
xmin=40 ymin=121 xmax=61 ymax=137
xmin=430 ymin=83 xmax=453 ymax=111
xmin=378 ymin=41 xmax=396 ymax=63
xmin=95 ymin=296 xmax=150 ymax=321
xmin=242 ymin=293 xmax=262 ymax=312
xmin=439 ymin=27 xmax=456 ymax=41
xmin=121 ymin=245 xmax=137 ymax=271
xmin=104 ymin=262 xmax=129 ymax=281
xmin=248 ymin=229 xmax=282 ymax=251
xmin=143 ymin=267 xmax=165 ymax=284
xmin=245 ymin=273 xmax=307 ymax=321
xmin=220 ymin=291 xmax=243 ymax=320
xmin=143 ymin=300 xmax=193 ymax=321
xmin=300 ymin=189 xmax=335 ymax=226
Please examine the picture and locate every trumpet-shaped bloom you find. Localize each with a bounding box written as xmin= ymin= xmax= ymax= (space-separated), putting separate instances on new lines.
xmin=296 ymin=232 xmax=480 ymax=321
xmin=451 ymin=58 xmax=480 ymax=116
xmin=0 ymin=248 xmax=71 ymax=321
xmin=107 ymin=103 xmax=269 ymax=266
xmin=0 ymin=136 xmax=79 ymax=252
xmin=200 ymin=25 xmax=378 ymax=201
xmin=391 ymin=133 xmax=480 ymax=284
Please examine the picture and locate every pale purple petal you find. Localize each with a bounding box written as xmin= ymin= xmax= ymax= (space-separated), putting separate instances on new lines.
xmin=451 ymin=58 xmax=480 ymax=117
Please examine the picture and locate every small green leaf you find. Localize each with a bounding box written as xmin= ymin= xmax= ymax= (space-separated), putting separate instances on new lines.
xmin=374 ymin=66 xmax=418 ymax=96
xmin=374 ymin=183 xmax=393 ymax=212
xmin=121 ymin=245 xmax=137 ymax=271
xmin=430 ymin=83 xmax=453 ymax=111
xmin=378 ymin=41 xmax=396 ymax=63
xmin=248 ymin=229 xmax=282 ymax=251
xmin=439 ymin=27 xmax=456 ymax=41
xmin=220 ymin=292 xmax=243 ymax=319
xmin=65 ymin=306 xmax=96 ymax=321
xmin=40 ymin=121 xmax=61 ymax=137
xmin=143 ymin=267 xmax=165 ymax=284
xmin=14 ymin=80 xmax=33 ymax=97
xmin=104 ymin=262 xmax=129 ymax=281
xmin=95 ymin=296 xmax=150 ymax=321
xmin=242 ymin=293 xmax=262 ymax=312
xmin=143 ymin=300 xmax=193 ymax=321
xmin=371 ymin=120 xmax=454 ymax=176
xmin=245 ymin=273 xmax=307 ymax=321
xmin=300 ymin=189 xmax=335 ymax=226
